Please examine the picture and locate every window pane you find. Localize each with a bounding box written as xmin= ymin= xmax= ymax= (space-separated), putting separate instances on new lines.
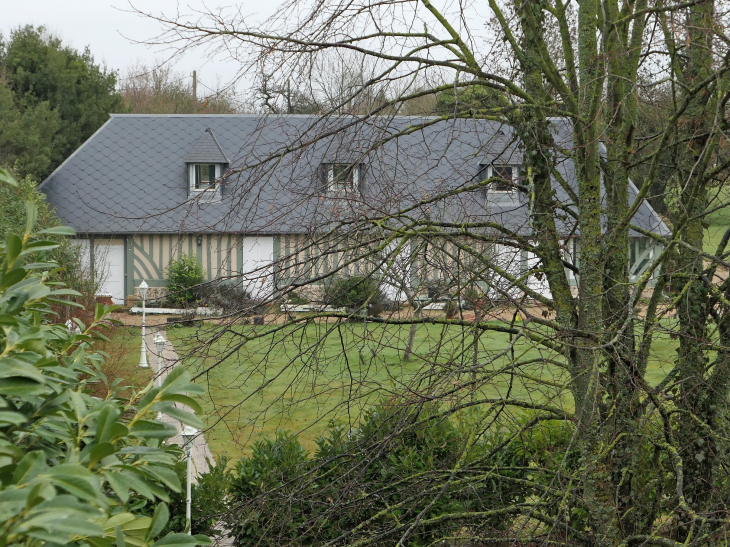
xmin=194 ymin=165 xmax=202 ymax=188
xmin=329 ymin=164 xmax=354 ymax=192
xmin=492 ymin=165 xmax=513 ymax=191
xmin=478 ymin=165 xmax=488 ymax=180
xmin=194 ymin=164 xmax=216 ymax=189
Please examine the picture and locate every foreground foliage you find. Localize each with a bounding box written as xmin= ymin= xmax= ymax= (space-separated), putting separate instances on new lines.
xmin=223 ymin=402 xmax=576 ymax=546
xmin=141 ymin=0 xmax=730 ymax=543
xmin=0 ymin=167 xmax=210 ymax=547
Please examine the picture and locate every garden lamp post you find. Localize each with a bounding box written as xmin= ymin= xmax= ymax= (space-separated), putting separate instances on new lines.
xmin=181 ymin=425 xmax=198 ymax=535
xmin=153 ymin=333 xmax=166 ymax=375
xmin=138 ymin=281 xmax=149 ymax=368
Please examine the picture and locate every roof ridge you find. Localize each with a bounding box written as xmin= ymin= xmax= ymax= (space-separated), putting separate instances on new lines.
xmin=205 ymin=128 xmax=230 ymax=164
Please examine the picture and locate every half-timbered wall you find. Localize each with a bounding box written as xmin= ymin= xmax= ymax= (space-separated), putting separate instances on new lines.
xmin=80 ymin=232 xmax=662 ymax=303
xmin=126 ymin=234 xmax=278 ymax=299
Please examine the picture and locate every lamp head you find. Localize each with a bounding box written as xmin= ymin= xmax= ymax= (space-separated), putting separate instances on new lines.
xmin=154 ymin=333 xmax=166 ymax=353
xmin=181 ymin=425 xmax=198 ymax=446
xmin=138 ymin=280 xmax=149 ymax=300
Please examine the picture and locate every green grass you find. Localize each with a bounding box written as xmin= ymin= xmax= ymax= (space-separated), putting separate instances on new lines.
xmin=92 ymin=326 xmax=154 ymax=399
xmin=168 ymin=320 xmax=680 ymax=460
xmin=704 ymin=186 xmax=730 ymax=254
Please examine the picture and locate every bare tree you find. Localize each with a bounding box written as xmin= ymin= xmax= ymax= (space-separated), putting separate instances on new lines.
xmin=119 ymin=61 xmax=243 ymax=113
xmin=126 ymin=0 xmax=730 ymax=545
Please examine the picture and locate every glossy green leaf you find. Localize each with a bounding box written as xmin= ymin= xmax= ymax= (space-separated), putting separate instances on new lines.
xmin=103 ymin=471 xmax=129 ymax=504
xmin=43 ymin=464 xmax=99 ymax=500
xmin=95 ymin=404 xmax=122 ymax=443
xmin=158 ymin=393 xmax=203 ymax=415
xmin=0 ymin=314 xmax=18 ymax=326
xmin=48 ymin=288 xmax=84 ymax=297
xmin=19 ymin=240 xmax=62 ymax=253
xmin=0 ymin=167 xmax=18 ymax=187
xmin=0 ymin=377 xmax=47 ymax=396
xmin=0 ymin=410 xmax=27 ymax=427
xmin=23 ymin=511 xmax=105 ymax=538
xmin=89 ymin=442 xmax=116 ymax=467
xmin=5 ymin=235 xmax=22 ymax=266
xmin=145 ymin=502 xmax=170 ymax=543
xmin=130 ymin=419 xmax=178 ymax=439
xmin=12 ymin=451 xmax=48 ymax=486
xmin=23 ymin=261 xmax=61 ymax=270
xmin=0 ymin=357 xmax=45 ymax=383
xmin=115 ymin=525 xmax=127 ymax=547
xmin=142 ymin=465 xmax=181 ymax=492
xmin=37 ymin=226 xmax=76 ymax=236
xmin=0 ymin=489 xmax=28 ymax=520
xmin=0 ymin=268 xmax=27 ymax=291
xmin=137 ymin=386 xmax=162 ymax=410
xmin=109 ymin=422 xmax=130 ymax=443
xmin=118 ymin=471 xmax=157 ymax=501
xmin=104 ymin=512 xmax=137 ymax=531
xmin=24 ymin=201 xmax=38 ymax=237
xmin=156 ymin=405 xmax=204 ymax=430
xmin=159 ymin=366 xmax=192 ymax=393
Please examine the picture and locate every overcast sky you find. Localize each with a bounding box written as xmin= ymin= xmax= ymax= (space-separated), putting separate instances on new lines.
xmin=1 ymin=0 xmax=271 ymax=94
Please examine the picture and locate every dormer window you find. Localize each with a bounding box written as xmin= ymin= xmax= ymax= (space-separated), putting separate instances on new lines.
xmin=193 ymin=164 xmax=218 ymax=190
xmin=188 ymin=163 xmax=222 ymax=200
xmin=184 ymin=128 xmax=229 ymax=201
xmin=320 ymin=163 xmax=361 ymax=194
xmin=479 ymin=164 xmax=519 ymax=193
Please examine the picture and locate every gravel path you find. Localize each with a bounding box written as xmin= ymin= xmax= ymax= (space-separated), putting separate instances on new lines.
xmin=146 ymin=329 xmax=215 ymax=478
xmin=145 ymin=330 xmax=234 ymax=546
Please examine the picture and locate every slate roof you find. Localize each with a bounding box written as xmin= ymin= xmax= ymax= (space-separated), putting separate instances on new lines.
xmin=39 ymin=114 xmax=671 ymax=238
xmin=183 ymin=128 xmax=229 ymax=164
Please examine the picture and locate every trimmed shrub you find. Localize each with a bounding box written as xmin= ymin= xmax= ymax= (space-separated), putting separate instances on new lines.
xmin=323 ymin=275 xmax=387 ymax=315
xmin=167 ymin=253 xmax=205 ymax=306
xmin=226 ymin=431 xmax=311 ymax=545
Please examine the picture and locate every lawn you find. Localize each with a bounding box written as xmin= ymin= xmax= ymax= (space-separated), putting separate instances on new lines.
xmin=704 ymin=186 xmax=730 ymax=254
xmin=90 ymin=325 xmax=154 ymax=399
xmin=168 ymin=319 xmax=679 ymax=459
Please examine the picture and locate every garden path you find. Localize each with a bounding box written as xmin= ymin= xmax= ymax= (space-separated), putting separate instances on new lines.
xmin=145 ymin=331 xmax=234 ymax=546
xmin=146 ymin=329 xmax=214 ymax=478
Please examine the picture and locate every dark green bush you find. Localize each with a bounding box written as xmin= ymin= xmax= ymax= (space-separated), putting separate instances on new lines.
xmin=324 ymin=275 xmax=386 ymax=315
xmin=198 ymin=282 xmax=261 ymax=314
xmin=167 ymin=253 xmax=205 ymax=306
xmin=285 ymin=290 xmax=309 ymax=305
xmin=222 ymin=402 xmax=574 ymax=546
xmin=165 ymin=456 xmax=231 ymax=536
xmin=0 ymin=168 xmax=95 ymax=319
xmin=226 ymin=431 xmax=311 ymax=545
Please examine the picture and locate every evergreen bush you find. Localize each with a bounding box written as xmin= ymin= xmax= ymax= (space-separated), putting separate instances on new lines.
xmin=323 ymin=275 xmax=386 ymax=315
xmin=166 ymin=253 xmax=205 ymax=306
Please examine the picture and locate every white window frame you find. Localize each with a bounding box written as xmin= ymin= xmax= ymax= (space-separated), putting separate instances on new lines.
xmin=487 ymin=164 xmax=519 ymax=193
xmin=188 ymin=163 xmax=222 ymax=200
xmin=563 ymin=238 xmax=578 ymax=279
xmin=325 ymin=163 xmax=360 ymax=194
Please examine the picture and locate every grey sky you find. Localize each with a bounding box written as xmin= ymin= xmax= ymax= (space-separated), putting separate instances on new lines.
xmin=1 ymin=0 xmax=271 ymax=93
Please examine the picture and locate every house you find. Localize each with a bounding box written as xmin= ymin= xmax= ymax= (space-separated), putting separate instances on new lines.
xmin=39 ymin=114 xmax=670 ymax=305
